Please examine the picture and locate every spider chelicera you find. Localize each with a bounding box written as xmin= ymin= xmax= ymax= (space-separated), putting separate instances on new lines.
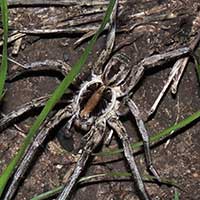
xmin=0 ymin=45 xmax=190 ymax=200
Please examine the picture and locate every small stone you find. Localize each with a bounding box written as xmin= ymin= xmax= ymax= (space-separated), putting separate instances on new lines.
xmin=63 ymin=52 xmax=69 ymax=62
xmin=192 ymin=172 xmax=199 ymax=178
xmin=56 ymin=164 xmax=63 ymax=169
xmin=186 ymin=169 xmax=191 ymax=174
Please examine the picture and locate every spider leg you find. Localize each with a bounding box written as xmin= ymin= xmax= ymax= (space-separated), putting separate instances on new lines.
xmin=107 ymin=115 xmax=150 ymax=200
xmin=126 ymin=98 xmax=160 ymax=181
xmin=119 ymin=47 xmax=190 ymax=96
xmin=7 ymin=60 xmax=71 ymax=82
xmin=148 ymin=31 xmax=200 ymax=117
xmin=0 ymin=94 xmax=71 ymax=133
xmin=93 ymin=0 xmax=118 ymax=75
xmin=57 ymin=119 xmax=106 ymax=200
xmin=138 ymin=47 xmax=190 ymax=69
xmin=0 ymin=95 xmax=50 ymax=132
xmin=3 ymin=105 xmax=75 ymax=200
xmin=105 ymin=129 xmax=114 ymax=146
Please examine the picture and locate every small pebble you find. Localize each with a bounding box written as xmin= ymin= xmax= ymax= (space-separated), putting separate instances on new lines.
xmin=56 ymin=164 xmax=63 ymax=169
xmin=192 ymin=172 xmax=199 ymax=178
xmin=63 ymin=52 xmax=69 ymax=62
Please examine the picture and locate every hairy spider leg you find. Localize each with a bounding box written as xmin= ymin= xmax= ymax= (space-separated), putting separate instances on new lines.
xmin=119 ymin=47 xmax=190 ymax=96
xmin=127 ymin=98 xmax=160 ymax=181
xmin=3 ymin=105 xmax=74 ymax=200
xmin=57 ymin=119 xmax=106 ymax=200
xmin=93 ymin=0 xmax=118 ymax=75
xmin=7 ymin=60 xmax=71 ymax=82
xmin=108 ymin=115 xmax=150 ymax=200
xmin=0 ymin=95 xmax=50 ymax=132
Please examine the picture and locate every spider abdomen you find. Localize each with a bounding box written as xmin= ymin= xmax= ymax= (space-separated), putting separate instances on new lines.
xmin=79 ymin=84 xmax=112 ymax=118
xmin=80 ymin=85 xmax=106 ymax=118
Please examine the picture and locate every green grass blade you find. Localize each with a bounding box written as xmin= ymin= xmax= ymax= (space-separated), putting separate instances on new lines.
xmin=31 ymin=186 xmax=63 ymax=200
xmin=0 ymin=0 xmax=8 ymax=100
xmin=95 ymin=110 xmax=200 ymax=156
xmin=174 ymin=189 xmax=180 ymax=200
xmin=0 ymin=0 xmax=116 ymax=196
xmin=194 ymin=54 xmax=200 ymax=83
xmin=31 ymin=172 xmax=178 ymax=200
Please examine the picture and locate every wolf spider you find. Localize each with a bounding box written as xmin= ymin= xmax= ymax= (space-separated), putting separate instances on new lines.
xmin=0 ymin=44 xmax=190 ymax=200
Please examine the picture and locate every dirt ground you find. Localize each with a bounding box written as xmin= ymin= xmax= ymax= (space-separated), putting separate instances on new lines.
xmin=0 ymin=0 xmax=200 ymax=200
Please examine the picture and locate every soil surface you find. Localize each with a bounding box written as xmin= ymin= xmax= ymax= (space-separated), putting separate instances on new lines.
xmin=0 ymin=0 xmax=200 ymax=200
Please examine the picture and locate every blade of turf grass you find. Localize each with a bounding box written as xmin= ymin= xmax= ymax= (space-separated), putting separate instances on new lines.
xmin=174 ymin=189 xmax=180 ymax=200
xmin=0 ymin=0 xmax=8 ymax=100
xmin=95 ymin=110 xmax=200 ymax=156
xmin=31 ymin=172 xmax=179 ymax=200
xmin=194 ymin=54 xmax=200 ymax=83
xmin=0 ymin=0 xmax=116 ymax=196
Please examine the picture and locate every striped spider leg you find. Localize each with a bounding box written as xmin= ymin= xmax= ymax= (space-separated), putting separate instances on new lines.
xmin=57 ymin=119 xmax=106 ymax=200
xmin=115 ymin=47 xmax=190 ymax=184
xmin=119 ymin=47 xmax=190 ymax=96
xmin=107 ymin=115 xmax=150 ymax=200
xmin=3 ymin=105 xmax=76 ymax=200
